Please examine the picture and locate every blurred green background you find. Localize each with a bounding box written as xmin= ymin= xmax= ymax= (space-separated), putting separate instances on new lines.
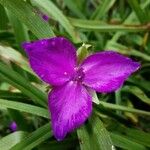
xmin=0 ymin=0 xmax=150 ymax=150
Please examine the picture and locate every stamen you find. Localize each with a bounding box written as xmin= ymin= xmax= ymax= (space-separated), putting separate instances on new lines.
xmin=71 ymin=67 xmax=85 ymax=82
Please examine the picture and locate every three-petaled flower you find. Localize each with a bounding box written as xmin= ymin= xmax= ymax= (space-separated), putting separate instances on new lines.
xmin=22 ymin=37 xmax=140 ymax=140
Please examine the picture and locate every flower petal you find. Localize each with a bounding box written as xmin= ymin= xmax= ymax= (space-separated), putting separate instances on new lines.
xmin=9 ymin=122 xmax=17 ymax=132
xmin=22 ymin=37 xmax=77 ymax=86
xmin=81 ymin=51 xmax=140 ymax=92
xmin=48 ymin=81 xmax=92 ymax=140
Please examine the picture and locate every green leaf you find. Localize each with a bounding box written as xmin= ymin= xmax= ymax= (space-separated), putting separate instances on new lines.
xmin=107 ymin=120 xmax=150 ymax=148
xmin=0 ymin=62 xmax=47 ymax=107
xmin=77 ymin=124 xmax=91 ymax=150
xmin=0 ymin=131 xmax=28 ymax=150
xmin=99 ymin=101 xmax=150 ymax=116
xmin=0 ymin=0 xmax=55 ymax=39
xmin=109 ymin=0 xmax=150 ymax=42
xmin=31 ymin=0 xmax=80 ymax=42
xmin=127 ymin=0 xmax=147 ymax=23
xmin=0 ymin=4 xmax=8 ymax=30
xmin=123 ymin=86 xmax=150 ymax=105
xmin=0 ymin=44 xmax=32 ymax=74
xmin=8 ymin=109 xmax=30 ymax=131
xmin=106 ymin=41 xmax=150 ymax=61
xmin=124 ymin=128 xmax=150 ymax=147
xmin=115 ymin=89 xmax=122 ymax=115
xmin=64 ymin=0 xmax=86 ymax=19
xmin=69 ymin=17 xmax=150 ymax=32
xmin=77 ymin=114 xmax=114 ymax=150
xmin=77 ymin=43 xmax=90 ymax=64
xmin=11 ymin=123 xmax=52 ymax=150
xmin=0 ymin=99 xmax=49 ymax=118
xmin=124 ymin=100 xmax=138 ymax=124
xmin=91 ymin=0 xmax=116 ymax=19
xmin=94 ymin=105 xmax=130 ymax=125
xmin=92 ymin=92 xmax=100 ymax=104
xmin=0 ymin=90 xmax=28 ymax=101
xmin=110 ymin=132 xmax=147 ymax=150
xmin=39 ymin=137 xmax=78 ymax=150
xmin=5 ymin=8 xmax=30 ymax=55
xmin=128 ymin=77 xmax=150 ymax=92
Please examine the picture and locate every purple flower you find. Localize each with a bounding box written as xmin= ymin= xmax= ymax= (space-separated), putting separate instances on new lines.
xmin=34 ymin=8 xmax=49 ymax=22
xmin=9 ymin=121 xmax=17 ymax=132
xmin=42 ymin=14 xmax=49 ymax=22
xmin=22 ymin=37 xmax=140 ymax=140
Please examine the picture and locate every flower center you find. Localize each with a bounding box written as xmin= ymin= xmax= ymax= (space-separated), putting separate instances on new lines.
xmin=71 ymin=67 xmax=85 ymax=82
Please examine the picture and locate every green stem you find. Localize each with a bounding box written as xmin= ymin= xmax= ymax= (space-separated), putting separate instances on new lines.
xmin=11 ymin=123 xmax=52 ymax=150
xmin=115 ymin=89 xmax=122 ymax=115
xmin=110 ymin=0 xmax=150 ymax=42
xmin=69 ymin=18 xmax=150 ymax=32
xmin=91 ymin=0 xmax=116 ymax=20
xmin=127 ymin=0 xmax=147 ymax=23
xmin=0 ymin=99 xmax=49 ymax=118
xmin=100 ymin=102 xmax=150 ymax=116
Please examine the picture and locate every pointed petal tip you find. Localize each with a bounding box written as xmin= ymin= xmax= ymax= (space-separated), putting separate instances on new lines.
xmin=52 ymin=125 xmax=67 ymax=141
xmin=133 ymin=61 xmax=141 ymax=71
xmin=56 ymin=138 xmax=63 ymax=141
xmin=21 ymin=37 xmax=77 ymax=85
xmin=81 ymin=50 xmax=141 ymax=93
xmin=22 ymin=41 xmax=37 ymax=53
xmin=21 ymin=42 xmax=30 ymax=50
xmin=48 ymin=82 xmax=92 ymax=140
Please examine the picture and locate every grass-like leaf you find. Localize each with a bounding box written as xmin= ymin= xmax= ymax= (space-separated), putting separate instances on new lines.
xmin=0 ymin=99 xmax=49 ymax=118
xmin=123 ymin=86 xmax=150 ymax=105
xmin=11 ymin=123 xmax=52 ymax=150
xmin=0 ymin=62 xmax=47 ymax=107
xmin=31 ymin=0 xmax=80 ymax=42
xmin=0 ymin=131 xmax=28 ymax=150
xmin=77 ymin=114 xmax=114 ymax=150
xmin=0 ymin=0 xmax=55 ymax=39
xmin=69 ymin=17 xmax=150 ymax=32
xmin=110 ymin=132 xmax=147 ymax=150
